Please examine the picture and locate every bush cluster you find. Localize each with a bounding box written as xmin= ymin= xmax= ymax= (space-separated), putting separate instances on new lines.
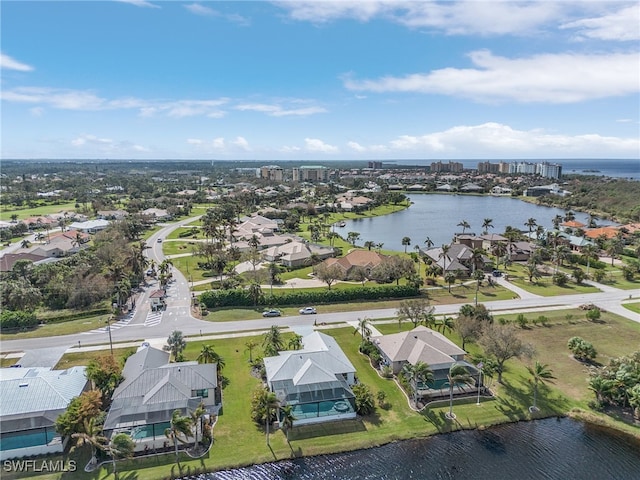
xmin=0 ymin=310 xmax=39 ymax=330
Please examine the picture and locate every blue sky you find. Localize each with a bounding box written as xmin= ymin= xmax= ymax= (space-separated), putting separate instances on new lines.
xmin=1 ymin=1 xmax=639 ymax=161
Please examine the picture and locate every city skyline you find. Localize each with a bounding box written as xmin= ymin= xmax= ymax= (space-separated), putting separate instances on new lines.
xmin=1 ymin=1 xmax=639 ymax=161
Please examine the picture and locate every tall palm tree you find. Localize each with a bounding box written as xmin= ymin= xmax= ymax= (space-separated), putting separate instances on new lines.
xmin=482 ymin=218 xmax=494 ymax=235
xmin=263 ymin=325 xmax=285 ymax=357
xmin=166 ymin=330 xmax=186 ymax=362
xmin=190 ymin=401 xmax=207 ymax=447
xmin=264 ymin=391 xmax=280 ymax=446
xmin=364 ymin=240 xmax=375 ymax=251
xmin=197 ymin=344 xmax=218 ymax=364
xmin=106 ymin=432 xmax=135 ymax=476
xmin=439 ymin=244 xmax=450 ymax=274
xmin=438 ymin=316 xmax=455 ymax=335
xmin=353 ymin=317 xmax=372 ymax=340
xmin=457 ymin=220 xmax=470 ymax=234
xmin=279 ymin=405 xmax=296 ymax=443
xmin=446 ymin=364 xmax=473 ymax=420
xmin=164 ymin=409 xmax=193 ymax=463
xmin=527 ymin=361 xmax=555 ymax=412
xmin=524 ymin=218 xmax=537 ymax=236
xmin=581 ymin=244 xmax=600 ymax=276
xmin=470 ymin=247 xmax=486 ymax=273
xmin=245 ymin=339 xmax=259 ymax=363
xmin=72 ymin=418 xmax=107 ymax=467
xmin=424 ymin=236 xmax=434 ymax=249
xmin=402 ymin=236 xmax=412 ymax=253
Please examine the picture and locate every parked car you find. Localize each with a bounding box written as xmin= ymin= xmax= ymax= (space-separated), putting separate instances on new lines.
xmin=262 ymin=309 xmax=282 ymax=317
xmin=299 ymin=306 xmax=317 ymax=315
xmin=492 ymin=270 xmax=502 ymax=277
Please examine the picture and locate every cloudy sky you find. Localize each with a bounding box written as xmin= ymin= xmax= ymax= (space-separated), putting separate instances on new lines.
xmin=2 ymin=0 xmax=639 ymax=161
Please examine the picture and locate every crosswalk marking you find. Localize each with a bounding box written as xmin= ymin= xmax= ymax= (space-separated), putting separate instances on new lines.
xmin=145 ymin=310 xmax=163 ymax=327
xmin=83 ymin=310 xmax=135 ymax=335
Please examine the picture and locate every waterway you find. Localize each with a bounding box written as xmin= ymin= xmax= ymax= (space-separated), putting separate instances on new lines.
xmin=343 ymin=194 xmax=616 ymax=252
xmin=197 ymin=417 xmax=640 ymax=479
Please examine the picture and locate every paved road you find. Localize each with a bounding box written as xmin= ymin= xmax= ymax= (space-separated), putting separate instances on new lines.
xmin=2 ymin=215 xmax=639 ymax=355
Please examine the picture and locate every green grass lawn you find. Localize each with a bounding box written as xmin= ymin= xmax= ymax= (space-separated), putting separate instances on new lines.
xmin=503 ymin=263 xmax=600 ymax=296
xmin=0 ymin=313 xmax=113 ymax=341
xmin=25 ymin=306 xmax=640 ymax=480
xmin=623 ymin=302 xmax=640 ymax=314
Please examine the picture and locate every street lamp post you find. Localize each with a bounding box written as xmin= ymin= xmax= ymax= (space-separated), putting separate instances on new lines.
xmin=476 ymin=362 xmax=484 ymax=406
xmin=107 ymin=310 xmax=115 ymax=356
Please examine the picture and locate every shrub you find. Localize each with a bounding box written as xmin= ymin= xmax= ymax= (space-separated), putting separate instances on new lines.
xmin=353 ymin=384 xmax=376 ymax=416
xmin=552 ymin=272 xmax=568 ymax=286
xmin=516 ymin=313 xmax=528 ymax=328
xmin=586 ymin=307 xmax=601 ymax=322
xmin=567 ymin=336 xmax=597 ymax=361
xmin=0 ymin=310 xmax=38 ymax=330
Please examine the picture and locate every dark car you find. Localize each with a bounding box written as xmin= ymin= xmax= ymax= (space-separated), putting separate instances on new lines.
xmin=262 ymin=309 xmax=282 ymax=317
xmin=492 ymin=270 xmax=503 ymax=277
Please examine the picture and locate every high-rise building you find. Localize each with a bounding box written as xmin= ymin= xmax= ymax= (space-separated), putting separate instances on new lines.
xmin=293 ymin=166 xmax=328 ymax=182
xmin=260 ymin=165 xmax=284 ymax=181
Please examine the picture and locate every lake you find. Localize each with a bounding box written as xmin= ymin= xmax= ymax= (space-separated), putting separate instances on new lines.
xmin=198 ymin=417 xmax=640 ymax=479
xmin=342 ymin=194 xmax=615 ymax=252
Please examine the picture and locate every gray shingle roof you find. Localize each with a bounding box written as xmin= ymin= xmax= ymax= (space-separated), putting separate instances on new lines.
xmin=373 ymin=326 xmax=466 ymax=365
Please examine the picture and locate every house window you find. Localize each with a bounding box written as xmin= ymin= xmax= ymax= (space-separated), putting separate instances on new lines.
xmin=192 ymin=389 xmax=209 ymax=398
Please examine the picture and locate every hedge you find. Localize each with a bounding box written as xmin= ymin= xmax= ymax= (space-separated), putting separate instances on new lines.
xmin=38 ymin=307 xmax=112 ymax=324
xmin=1 ymin=310 xmax=39 ymax=330
xmin=199 ymin=285 xmax=420 ymax=309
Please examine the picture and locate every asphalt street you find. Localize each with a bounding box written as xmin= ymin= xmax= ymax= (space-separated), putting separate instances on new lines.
xmin=2 ymin=215 xmax=638 ymax=356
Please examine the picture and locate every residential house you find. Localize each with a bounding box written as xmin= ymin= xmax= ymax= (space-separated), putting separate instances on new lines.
xmin=140 ymin=208 xmax=171 ymax=223
xmin=322 ymin=249 xmax=387 ymax=279
xmin=103 ymin=347 xmax=221 ymax=451
xmin=372 ymin=326 xmax=478 ymax=398
xmin=68 ymin=219 xmax=110 ymax=234
xmin=0 ymin=367 xmax=89 ymax=460
xmin=0 ymin=252 xmax=48 ymax=273
xmin=263 ymin=332 xmax=357 ymax=426
xmin=261 ymin=241 xmax=334 ymax=268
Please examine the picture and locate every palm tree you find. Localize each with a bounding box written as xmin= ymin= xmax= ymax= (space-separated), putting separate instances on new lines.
xmin=402 ymin=236 xmax=411 ymax=253
xmin=106 ymin=432 xmax=135 ymax=476
xmin=165 ymin=409 xmax=193 ymax=463
xmin=353 ymin=317 xmax=371 ymax=340
xmin=581 ymin=244 xmax=599 ymax=276
xmin=288 ymin=334 xmax=303 ymax=350
xmin=444 ymin=272 xmax=456 ymax=293
xmin=197 ymin=344 xmax=219 ymax=364
xmin=457 ymin=220 xmax=470 ymax=234
xmin=364 ymin=240 xmax=375 ymax=251
xmin=424 ymin=237 xmax=434 ymax=249
xmin=263 ymin=325 xmax=285 ymax=357
xmin=527 ymin=361 xmax=555 ymax=412
xmin=20 ymin=239 xmax=31 ymax=249
xmin=279 ymin=405 xmax=296 ymax=443
xmin=437 ymin=316 xmax=455 ymax=335
xmin=264 ymin=391 xmax=280 ymax=446
xmin=524 ymin=218 xmax=537 ymax=236
xmin=491 ymin=242 xmax=507 ymax=270
xmin=245 ymin=339 xmax=259 ymax=363
xmin=72 ymin=418 xmax=107 ymax=467
xmin=439 ymin=244 xmax=450 ymax=274
xmin=446 ymin=363 xmax=473 ymax=420
xmin=166 ymin=330 xmax=186 ymax=362
xmin=470 ymin=247 xmax=486 ymax=273
xmin=482 ymin=218 xmax=494 ymax=235
xmin=190 ymin=401 xmax=207 ymax=447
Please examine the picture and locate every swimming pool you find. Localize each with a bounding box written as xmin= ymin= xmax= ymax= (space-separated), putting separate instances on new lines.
xmin=1 ymin=429 xmax=58 ymax=451
xmin=291 ymin=400 xmax=355 ymax=419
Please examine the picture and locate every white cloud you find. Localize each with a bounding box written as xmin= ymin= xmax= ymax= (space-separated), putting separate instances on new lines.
xmin=560 ymin=4 xmax=640 ymax=41
xmin=275 ymin=0 xmax=562 ymax=36
xmin=304 ymin=138 xmax=338 ymax=153
xmin=232 ymin=136 xmax=251 ymax=150
xmin=184 ymin=3 xmax=216 ymax=16
xmin=71 ymin=134 xmax=113 ymax=147
xmin=347 ymin=141 xmax=366 ymax=152
xmin=279 ymin=145 xmax=301 ymax=153
xmin=115 ymin=0 xmax=160 ymax=9
xmin=383 ymin=122 xmax=640 ymax=157
xmin=1 ymin=87 xmax=229 ymax=117
xmin=30 ymin=107 xmax=44 ymax=117
xmin=235 ymin=102 xmax=326 ymax=117
xmin=343 ymin=50 xmax=640 ymax=103
xmin=1 ymin=53 xmax=34 ymax=72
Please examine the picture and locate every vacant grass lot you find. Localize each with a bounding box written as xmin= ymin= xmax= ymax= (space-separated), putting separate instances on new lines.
xmin=0 ymin=201 xmax=79 ymax=221
xmin=503 ymin=263 xmax=600 ymax=296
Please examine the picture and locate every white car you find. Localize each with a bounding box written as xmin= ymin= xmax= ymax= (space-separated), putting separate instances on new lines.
xmin=299 ymin=307 xmax=317 ymax=315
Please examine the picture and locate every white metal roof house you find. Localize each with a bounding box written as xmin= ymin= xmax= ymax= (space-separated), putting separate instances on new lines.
xmin=263 ymin=332 xmax=357 ymax=426
xmin=103 ymin=347 xmax=221 ymax=451
xmin=0 ymin=366 xmax=89 ymax=460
